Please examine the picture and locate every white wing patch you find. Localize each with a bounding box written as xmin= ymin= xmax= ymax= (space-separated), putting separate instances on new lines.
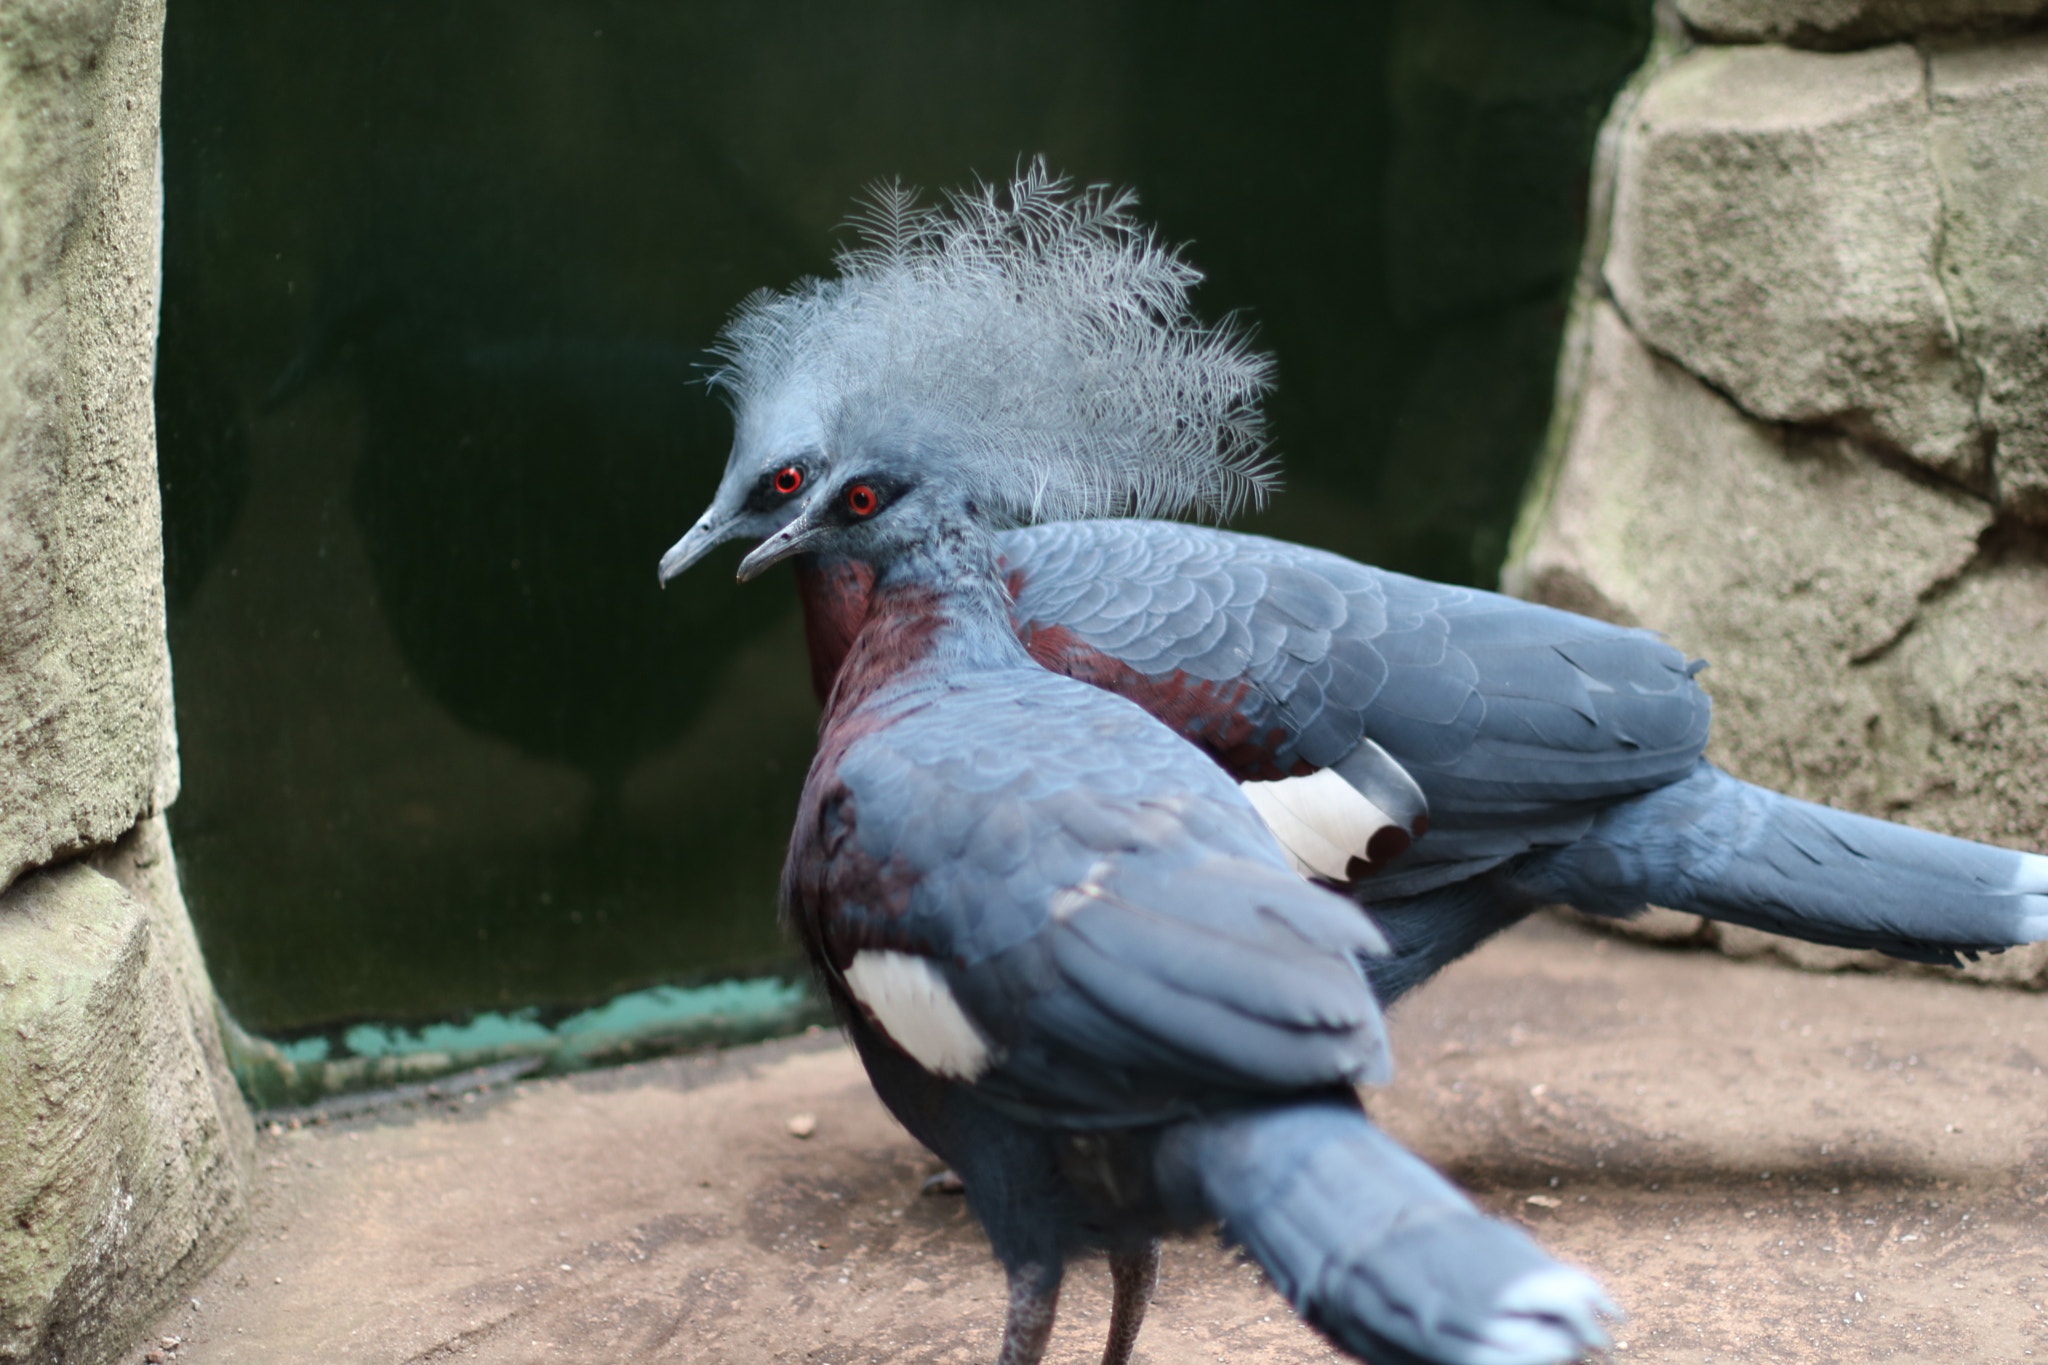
xmin=1241 ymin=769 xmax=1400 ymax=884
xmin=2011 ymin=850 xmax=2048 ymax=895
xmin=843 ymin=951 xmax=994 ymax=1081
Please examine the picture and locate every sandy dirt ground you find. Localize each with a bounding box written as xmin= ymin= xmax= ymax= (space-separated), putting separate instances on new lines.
xmin=130 ymin=916 xmax=2048 ymax=1365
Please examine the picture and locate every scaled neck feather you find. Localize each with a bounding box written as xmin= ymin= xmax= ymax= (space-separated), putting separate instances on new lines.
xmin=820 ymin=517 xmax=1030 ymax=722
xmin=872 ymin=516 xmax=1028 ymax=664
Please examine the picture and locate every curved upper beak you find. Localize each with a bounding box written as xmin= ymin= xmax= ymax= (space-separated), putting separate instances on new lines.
xmin=657 ymin=513 xmax=740 ymax=586
xmin=733 ymin=507 xmax=832 ymax=583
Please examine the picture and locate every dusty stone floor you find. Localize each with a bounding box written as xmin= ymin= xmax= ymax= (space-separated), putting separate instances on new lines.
xmin=132 ymin=916 xmax=2048 ymax=1365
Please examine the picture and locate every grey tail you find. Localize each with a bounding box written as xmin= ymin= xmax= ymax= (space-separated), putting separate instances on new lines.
xmin=1524 ymin=761 xmax=2048 ymax=966
xmin=1154 ymin=1100 xmax=1613 ymax=1365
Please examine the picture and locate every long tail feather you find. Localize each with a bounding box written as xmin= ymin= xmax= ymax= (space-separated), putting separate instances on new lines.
xmin=1528 ymin=761 xmax=2048 ymax=965
xmin=1155 ymin=1100 xmax=1614 ymax=1365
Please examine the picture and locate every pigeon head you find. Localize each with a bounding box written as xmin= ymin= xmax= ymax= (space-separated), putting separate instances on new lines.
xmin=655 ymin=401 xmax=824 ymax=584
xmin=659 ymin=161 xmax=1278 ymax=584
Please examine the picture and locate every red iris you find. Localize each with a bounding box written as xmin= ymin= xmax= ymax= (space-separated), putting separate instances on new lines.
xmin=773 ymin=466 xmax=803 ymax=495
xmin=846 ymin=484 xmax=879 ymax=518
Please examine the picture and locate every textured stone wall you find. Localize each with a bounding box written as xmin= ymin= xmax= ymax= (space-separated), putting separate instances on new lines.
xmin=0 ymin=2 xmax=252 ymax=1361
xmin=0 ymin=0 xmax=178 ymax=890
xmin=1676 ymin=0 xmax=2048 ymax=48
xmin=1508 ymin=3 xmax=2048 ymax=983
xmin=0 ymin=822 xmax=250 ymax=1365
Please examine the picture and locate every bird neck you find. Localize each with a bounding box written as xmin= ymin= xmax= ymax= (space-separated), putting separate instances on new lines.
xmin=877 ymin=518 xmax=1022 ymax=649
xmin=792 ymin=555 xmax=876 ymax=706
xmin=818 ymin=521 xmax=1030 ymax=722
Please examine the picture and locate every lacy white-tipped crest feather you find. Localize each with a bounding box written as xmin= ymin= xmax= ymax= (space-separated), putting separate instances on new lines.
xmin=709 ymin=161 xmax=1277 ymax=524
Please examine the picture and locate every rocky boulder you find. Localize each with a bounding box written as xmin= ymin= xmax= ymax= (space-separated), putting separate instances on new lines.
xmin=1510 ymin=23 xmax=2048 ymax=982
xmin=1604 ymin=38 xmax=2048 ymax=519
xmin=0 ymin=0 xmax=179 ymax=891
xmin=1676 ymin=0 xmax=2048 ymax=49
xmin=0 ymin=2 xmax=253 ymax=1361
xmin=0 ymin=820 xmax=253 ymax=1365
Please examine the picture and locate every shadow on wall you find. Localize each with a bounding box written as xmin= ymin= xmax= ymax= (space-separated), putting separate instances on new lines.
xmin=154 ymin=0 xmax=1648 ymax=1042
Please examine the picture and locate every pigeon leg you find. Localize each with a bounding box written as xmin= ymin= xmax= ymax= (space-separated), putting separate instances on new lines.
xmin=1101 ymin=1242 xmax=1160 ymax=1365
xmin=996 ymin=1261 xmax=1062 ymax=1365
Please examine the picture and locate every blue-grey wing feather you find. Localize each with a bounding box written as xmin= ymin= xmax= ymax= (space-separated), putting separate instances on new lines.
xmin=813 ymin=669 xmax=1391 ymax=1126
xmin=997 ymin=521 xmax=1712 ymax=892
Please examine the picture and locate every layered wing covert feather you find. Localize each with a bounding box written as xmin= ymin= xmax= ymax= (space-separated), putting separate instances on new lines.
xmin=997 ymin=520 xmax=1712 ymax=894
xmin=786 ymin=665 xmax=1391 ymax=1128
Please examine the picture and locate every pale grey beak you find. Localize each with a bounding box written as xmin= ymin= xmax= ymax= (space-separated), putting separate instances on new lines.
xmin=657 ymin=514 xmax=738 ymax=586
xmin=734 ymin=508 xmax=832 ymax=583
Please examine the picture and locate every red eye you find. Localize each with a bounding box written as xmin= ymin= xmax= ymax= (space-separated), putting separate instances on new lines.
xmin=846 ymin=484 xmax=879 ymax=518
xmin=772 ymin=466 xmax=803 ymax=495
